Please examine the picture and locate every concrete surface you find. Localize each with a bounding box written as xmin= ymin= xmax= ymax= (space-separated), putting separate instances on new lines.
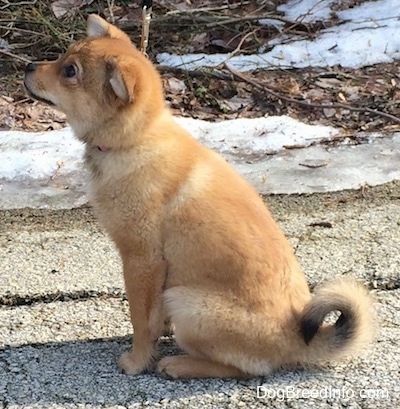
xmin=1 ymin=182 xmax=400 ymax=408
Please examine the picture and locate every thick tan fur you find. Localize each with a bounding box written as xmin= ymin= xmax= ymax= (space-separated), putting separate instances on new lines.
xmin=24 ymin=15 xmax=374 ymax=379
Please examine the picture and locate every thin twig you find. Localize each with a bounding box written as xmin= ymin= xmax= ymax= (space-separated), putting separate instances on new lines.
xmin=201 ymin=14 xmax=310 ymax=28
xmin=0 ymin=48 xmax=30 ymax=63
xmin=151 ymin=12 xmax=307 ymax=30
xmin=0 ymin=0 xmax=37 ymax=10
xmin=223 ymin=29 xmax=257 ymax=62
xmin=165 ymin=2 xmax=251 ymax=15
xmin=224 ymin=63 xmax=400 ymax=125
xmin=106 ymin=0 xmax=115 ymax=24
xmin=158 ymin=65 xmax=233 ymax=81
xmin=0 ymin=25 xmax=48 ymax=37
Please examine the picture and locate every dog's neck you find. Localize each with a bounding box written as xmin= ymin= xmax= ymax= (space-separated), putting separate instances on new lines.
xmin=72 ymin=106 xmax=169 ymax=153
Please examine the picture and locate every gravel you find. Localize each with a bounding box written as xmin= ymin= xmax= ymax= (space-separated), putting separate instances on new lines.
xmin=1 ymin=182 xmax=399 ymax=408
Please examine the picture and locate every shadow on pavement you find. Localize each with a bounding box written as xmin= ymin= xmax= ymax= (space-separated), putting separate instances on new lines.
xmin=1 ymin=335 xmax=317 ymax=406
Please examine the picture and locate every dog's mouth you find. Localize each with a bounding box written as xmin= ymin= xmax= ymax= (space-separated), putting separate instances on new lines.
xmin=24 ymin=84 xmax=55 ymax=107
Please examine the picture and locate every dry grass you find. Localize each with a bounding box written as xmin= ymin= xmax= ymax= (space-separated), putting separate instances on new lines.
xmin=1 ymin=0 xmax=399 ymax=133
xmin=0 ymin=0 xmax=295 ymax=62
xmin=1 ymin=1 xmax=107 ymax=61
xmin=0 ymin=0 xmax=288 ymax=96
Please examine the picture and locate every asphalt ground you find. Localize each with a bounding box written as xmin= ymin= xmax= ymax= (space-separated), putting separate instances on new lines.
xmin=1 ymin=182 xmax=400 ymax=408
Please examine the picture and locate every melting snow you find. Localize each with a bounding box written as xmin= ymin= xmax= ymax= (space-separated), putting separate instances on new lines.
xmin=157 ymin=0 xmax=400 ymax=71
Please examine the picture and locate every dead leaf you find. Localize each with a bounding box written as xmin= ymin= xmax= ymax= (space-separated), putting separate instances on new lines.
xmin=323 ymin=107 xmax=336 ymax=118
xmin=315 ymin=78 xmax=343 ymax=89
xmin=342 ymin=85 xmax=360 ymax=102
xmin=188 ymin=33 xmax=209 ymax=52
xmin=223 ymin=97 xmax=252 ymax=112
xmin=51 ymin=0 xmax=94 ymax=19
xmin=167 ymin=77 xmax=187 ymax=94
xmin=305 ymin=88 xmax=327 ymax=103
xmin=282 ymin=78 xmax=300 ymax=95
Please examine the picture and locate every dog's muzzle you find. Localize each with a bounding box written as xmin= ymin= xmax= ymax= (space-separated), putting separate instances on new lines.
xmin=24 ymin=63 xmax=56 ymax=107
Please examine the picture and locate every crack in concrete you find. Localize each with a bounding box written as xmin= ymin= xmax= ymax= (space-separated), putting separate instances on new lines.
xmin=1 ymin=279 xmax=399 ymax=309
xmin=0 ymin=289 xmax=126 ymax=308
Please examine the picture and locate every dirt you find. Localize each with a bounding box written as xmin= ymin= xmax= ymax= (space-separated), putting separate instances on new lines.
xmin=1 ymin=0 xmax=399 ymax=133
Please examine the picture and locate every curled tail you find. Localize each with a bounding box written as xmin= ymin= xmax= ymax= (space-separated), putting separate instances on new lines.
xmin=299 ymin=278 xmax=374 ymax=362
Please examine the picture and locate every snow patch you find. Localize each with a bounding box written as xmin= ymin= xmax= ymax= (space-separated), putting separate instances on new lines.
xmin=157 ymin=0 xmax=400 ymax=71
xmin=1 ymin=129 xmax=83 ymax=181
xmin=278 ymin=0 xmax=336 ymax=23
xmin=0 ymin=116 xmax=338 ymax=183
xmin=177 ymin=116 xmax=338 ymax=159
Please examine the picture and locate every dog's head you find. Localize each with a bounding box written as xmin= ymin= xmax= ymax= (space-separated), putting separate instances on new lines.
xmin=24 ymin=15 xmax=165 ymax=146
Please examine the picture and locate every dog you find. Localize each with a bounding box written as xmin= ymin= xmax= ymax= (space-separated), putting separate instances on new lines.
xmin=24 ymin=15 xmax=374 ymax=379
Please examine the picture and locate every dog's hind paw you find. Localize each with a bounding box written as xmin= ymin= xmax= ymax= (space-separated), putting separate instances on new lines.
xmin=156 ymin=356 xmax=188 ymax=379
xmin=156 ymin=355 xmax=248 ymax=379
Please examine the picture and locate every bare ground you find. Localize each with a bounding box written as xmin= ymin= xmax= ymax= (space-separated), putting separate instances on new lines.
xmin=1 ymin=0 xmax=399 ymax=134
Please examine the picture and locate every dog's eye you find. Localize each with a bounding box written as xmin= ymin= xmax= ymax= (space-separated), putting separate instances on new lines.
xmin=62 ymin=64 xmax=77 ymax=78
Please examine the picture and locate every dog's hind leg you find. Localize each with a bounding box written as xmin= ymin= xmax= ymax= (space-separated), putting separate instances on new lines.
xmin=161 ymin=286 xmax=275 ymax=379
xmin=157 ymin=355 xmax=248 ymax=379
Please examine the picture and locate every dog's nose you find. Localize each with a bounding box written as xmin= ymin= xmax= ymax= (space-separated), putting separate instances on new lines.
xmin=25 ymin=62 xmax=37 ymax=73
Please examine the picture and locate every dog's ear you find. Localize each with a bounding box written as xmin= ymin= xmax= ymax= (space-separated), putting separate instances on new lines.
xmin=87 ymin=15 xmax=132 ymax=44
xmin=106 ymin=59 xmax=134 ymax=104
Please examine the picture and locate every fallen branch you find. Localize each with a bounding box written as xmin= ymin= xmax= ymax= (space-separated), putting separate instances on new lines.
xmin=224 ymin=63 xmax=400 ymax=125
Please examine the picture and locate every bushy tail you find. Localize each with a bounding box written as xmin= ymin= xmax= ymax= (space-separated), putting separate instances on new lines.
xmin=299 ymin=278 xmax=374 ymax=362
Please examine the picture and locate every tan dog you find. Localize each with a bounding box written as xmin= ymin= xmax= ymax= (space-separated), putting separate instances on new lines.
xmin=24 ymin=15 xmax=374 ymax=379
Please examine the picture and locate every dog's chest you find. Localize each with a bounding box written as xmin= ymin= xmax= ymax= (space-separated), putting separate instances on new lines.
xmin=86 ymin=150 xmax=164 ymax=242
xmin=90 ymin=177 xmax=159 ymax=250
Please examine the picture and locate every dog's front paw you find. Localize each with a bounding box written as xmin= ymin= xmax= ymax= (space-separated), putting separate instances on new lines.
xmin=118 ymin=351 xmax=151 ymax=375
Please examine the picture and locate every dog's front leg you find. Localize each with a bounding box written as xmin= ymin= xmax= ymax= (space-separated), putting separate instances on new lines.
xmin=118 ymin=254 xmax=167 ymax=375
